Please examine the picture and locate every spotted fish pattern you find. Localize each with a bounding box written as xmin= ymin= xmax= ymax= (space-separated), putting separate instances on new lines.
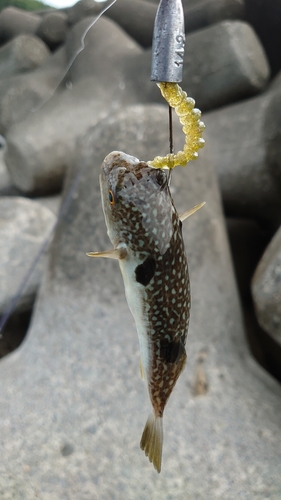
xmin=88 ymin=151 xmax=190 ymax=473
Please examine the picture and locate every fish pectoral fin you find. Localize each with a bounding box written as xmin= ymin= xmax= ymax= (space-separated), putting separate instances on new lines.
xmin=139 ymin=358 xmax=145 ymax=380
xmin=180 ymin=201 xmax=206 ymax=222
xmin=86 ymin=248 xmax=127 ymax=260
xmin=140 ymin=414 xmax=163 ymax=473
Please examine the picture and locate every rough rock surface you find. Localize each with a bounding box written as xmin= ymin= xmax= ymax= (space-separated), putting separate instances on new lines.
xmin=0 ymin=3 xmax=281 ymax=497
xmin=0 ymin=35 xmax=50 ymax=79
xmin=252 ymin=226 xmax=281 ymax=345
xmin=184 ymin=0 xmax=246 ymax=33
xmin=181 ymin=20 xmax=270 ymax=110
xmin=123 ymin=20 xmax=270 ymax=111
xmin=36 ymin=12 xmax=68 ymax=50
xmin=0 ymin=105 xmax=280 ymax=499
xmin=203 ymin=85 xmax=281 ymax=230
xmin=245 ymin=0 xmax=281 ymax=76
xmin=105 ymin=0 xmax=157 ymax=48
xmin=0 ymin=7 xmax=41 ymax=44
xmin=66 ymin=0 xmax=112 ymax=25
xmin=4 ymin=17 xmax=143 ymax=195
xmin=0 ymin=197 xmax=56 ymax=315
xmin=0 ymin=152 xmax=11 ymax=195
xmin=227 ymin=218 xmax=267 ymax=302
xmin=4 ymin=17 xmax=271 ymax=196
xmin=0 ymin=136 xmax=19 ymax=196
xmin=35 ymin=194 xmax=62 ymax=216
xmin=65 ymin=16 xmax=142 ymax=84
xmin=0 ymin=46 xmax=67 ymax=134
xmin=106 ymin=0 xmax=246 ymax=47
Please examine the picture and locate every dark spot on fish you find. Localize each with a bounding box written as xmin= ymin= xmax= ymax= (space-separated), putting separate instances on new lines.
xmin=134 ymin=171 xmax=143 ymax=181
xmin=154 ymin=169 xmax=167 ymax=189
xmin=156 ymin=170 xmax=165 ymax=183
xmin=133 ymin=163 xmax=147 ymax=180
xmin=135 ymin=256 xmax=156 ymax=286
xmin=60 ymin=443 xmax=74 ymax=457
xmin=159 ymin=339 xmax=185 ymax=365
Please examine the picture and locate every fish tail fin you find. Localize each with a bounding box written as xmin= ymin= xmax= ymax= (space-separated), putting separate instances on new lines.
xmin=140 ymin=413 xmax=163 ymax=473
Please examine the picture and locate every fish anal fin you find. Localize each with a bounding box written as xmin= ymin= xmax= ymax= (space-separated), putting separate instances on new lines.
xmin=180 ymin=201 xmax=206 ymax=222
xmin=139 ymin=358 xmax=145 ymax=380
xmin=86 ymin=248 xmax=127 ymax=260
xmin=140 ymin=414 xmax=163 ymax=473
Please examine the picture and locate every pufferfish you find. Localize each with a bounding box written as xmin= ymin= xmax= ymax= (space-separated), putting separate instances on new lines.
xmin=87 ymin=150 xmax=204 ymax=472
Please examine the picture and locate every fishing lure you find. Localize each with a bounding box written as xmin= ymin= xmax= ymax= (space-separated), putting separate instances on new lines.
xmin=148 ymin=82 xmax=205 ymax=170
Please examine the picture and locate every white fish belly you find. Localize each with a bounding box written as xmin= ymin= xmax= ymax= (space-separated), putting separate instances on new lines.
xmin=119 ymin=258 xmax=151 ymax=379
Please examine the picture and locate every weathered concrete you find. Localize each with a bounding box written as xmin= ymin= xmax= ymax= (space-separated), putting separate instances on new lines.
xmin=105 ymin=0 xmax=157 ymax=48
xmin=252 ymin=225 xmax=281 ymax=346
xmin=0 ymin=46 xmax=67 ymax=134
xmin=0 ymin=7 xmax=41 ymax=44
xmin=245 ymin=0 xmax=281 ymax=76
xmin=203 ymin=85 xmax=281 ymax=230
xmin=183 ymin=0 xmax=246 ymax=33
xmin=0 ymin=197 xmax=56 ymax=315
xmin=0 ymin=35 xmax=50 ymax=79
xmin=123 ymin=20 xmax=270 ymax=111
xmin=66 ymin=0 xmax=111 ymax=25
xmin=0 ymin=105 xmax=280 ymax=499
xmin=0 ymin=136 xmax=19 ymax=196
xmin=65 ymin=16 xmax=142 ymax=83
xmin=4 ymin=17 xmax=142 ymax=195
xmin=36 ymin=12 xmax=68 ymax=50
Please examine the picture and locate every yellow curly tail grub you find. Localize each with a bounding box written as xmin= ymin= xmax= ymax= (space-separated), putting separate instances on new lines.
xmin=148 ymin=82 xmax=205 ymax=170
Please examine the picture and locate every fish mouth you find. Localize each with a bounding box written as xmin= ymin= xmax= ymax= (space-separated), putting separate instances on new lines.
xmin=101 ymin=151 xmax=169 ymax=190
xmin=100 ymin=150 xmax=175 ymax=255
xmin=102 ymin=151 xmax=141 ymax=175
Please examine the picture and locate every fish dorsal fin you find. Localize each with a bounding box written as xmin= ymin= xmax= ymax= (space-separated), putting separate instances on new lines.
xmin=86 ymin=248 xmax=127 ymax=260
xmin=179 ymin=201 xmax=206 ymax=222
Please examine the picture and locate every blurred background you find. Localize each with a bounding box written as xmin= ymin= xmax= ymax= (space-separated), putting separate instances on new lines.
xmin=0 ymin=0 xmax=281 ymax=498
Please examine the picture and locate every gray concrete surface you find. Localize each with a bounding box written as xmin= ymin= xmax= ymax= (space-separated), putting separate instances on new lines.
xmin=0 ymin=105 xmax=280 ymax=499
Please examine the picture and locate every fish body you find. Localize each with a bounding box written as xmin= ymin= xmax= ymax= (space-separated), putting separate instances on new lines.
xmin=89 ymin=151 xmax=190 ymax=472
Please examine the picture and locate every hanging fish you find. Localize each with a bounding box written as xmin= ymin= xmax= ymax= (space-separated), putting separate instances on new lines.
xmin=87 ymin=150 xmax=205 ymax=472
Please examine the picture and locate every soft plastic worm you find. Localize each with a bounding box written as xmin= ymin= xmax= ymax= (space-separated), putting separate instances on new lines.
xmin=148 ymin=82 xmax=205 ymax=170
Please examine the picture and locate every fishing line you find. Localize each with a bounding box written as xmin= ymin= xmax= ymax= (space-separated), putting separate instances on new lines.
xmin=32 ymin=0 xmax=118 ymax=113
xmin=168 ymin=105 xmax=174 ymax=155
xmin=0 ymin=0 xmax=117 ymax=337
xmin=168 ymin=105 xmax=173 ymax=186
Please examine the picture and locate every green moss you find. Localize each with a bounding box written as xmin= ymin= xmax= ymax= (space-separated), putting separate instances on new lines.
xmin=0 ymin=0 xmax=52 ymax=12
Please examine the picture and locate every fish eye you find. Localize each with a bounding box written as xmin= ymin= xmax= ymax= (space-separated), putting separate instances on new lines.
xmin=108 ymin=190 xmax=115 ymax=205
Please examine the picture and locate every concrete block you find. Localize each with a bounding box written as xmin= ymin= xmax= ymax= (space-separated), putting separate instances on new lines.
xmin=0 ymin=104 xmax=280 ymax=497
xmin=252 ymin=225 xmax=281 ymax=345
xmin=204 ymin=85 xmax=281 ymax=230
xmin=0 ymin=7 xmax=40 ymax=44
xmin=0 ymin=197 xmax=56 ymax=315
xmin=36 ymin=12 xmax=68 ymax=50
xmin=0 ymin=34 xmax=50 ymax=79
xmin=0 ymin=46 xmax=67 ymax=134
xmin=4 ymin=18 xmax=143 ymax=194
xmin=105 ymin=0 xmax=157 ymax=48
